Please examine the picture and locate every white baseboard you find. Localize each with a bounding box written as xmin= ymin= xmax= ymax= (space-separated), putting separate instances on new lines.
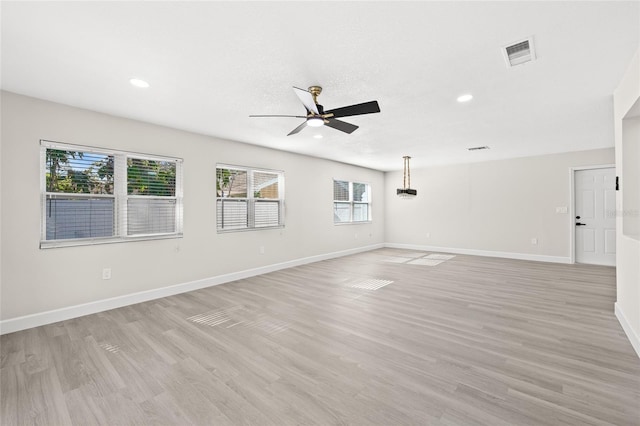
xmin=0 ymin=243 xmax=383 ymax=335
xmin=384 ymin=242 xmax=572 ymax=264
xmin=615 ymin=302 xmax=640 ymax=359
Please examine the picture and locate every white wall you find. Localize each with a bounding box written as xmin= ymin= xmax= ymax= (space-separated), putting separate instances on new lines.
xmin=614 ymin=50 xmax=640 ymax=357
xmin=385 ymin=149 xmax=615 ymax=262
xmin=0 ymin=91 xmax=385 ymax=326
xmin=622 ymin=116 xmax=640 ymax=238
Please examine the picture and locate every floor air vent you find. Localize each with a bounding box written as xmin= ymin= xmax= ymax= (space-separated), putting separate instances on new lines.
xmin=503 ymin=37 xmax=536 ymax=67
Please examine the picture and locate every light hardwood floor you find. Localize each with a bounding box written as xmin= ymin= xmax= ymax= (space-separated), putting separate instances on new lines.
xmin=2 ymin=249 xmax=639 ymax=425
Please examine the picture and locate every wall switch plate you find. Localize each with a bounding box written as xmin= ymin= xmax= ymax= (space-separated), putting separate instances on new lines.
xmin=102 ymin=268 xmax=112 ymax=280
xmin=259 ymin=246 xmax=265 ymax=254
xmin=555 ymin=206 xmax=568 ymax=214
xmin=531 ymin=238 xmax=538 ymax=245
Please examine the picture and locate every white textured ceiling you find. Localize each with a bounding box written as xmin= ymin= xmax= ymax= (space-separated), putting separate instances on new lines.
xmin=2 ymin=1 xmax=639 ymax=171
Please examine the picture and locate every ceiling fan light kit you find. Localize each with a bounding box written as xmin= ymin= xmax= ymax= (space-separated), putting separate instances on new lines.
xmin=307 ymin=116 xmax=324 ymax=127
xmin=397 ymin=156 xmax=417 ymax=199
xmin=250 ymin=85 xmax=380 ymax=136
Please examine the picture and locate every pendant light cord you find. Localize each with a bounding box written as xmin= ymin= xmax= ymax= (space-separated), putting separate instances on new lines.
xmin=403 ymin=156 xmax=411 ymax=189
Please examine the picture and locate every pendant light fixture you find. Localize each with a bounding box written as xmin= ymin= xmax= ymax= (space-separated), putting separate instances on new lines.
xmin=397 ymin=156 xmax=417 ymax=198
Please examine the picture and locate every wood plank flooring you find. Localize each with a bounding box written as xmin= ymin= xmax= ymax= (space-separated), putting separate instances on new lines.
xmin=2 ymin=249 xmax=639 ymax=425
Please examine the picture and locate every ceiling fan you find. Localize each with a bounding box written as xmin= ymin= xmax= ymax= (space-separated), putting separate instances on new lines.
xmin=250 ymin=86 xmax=380 ymax=136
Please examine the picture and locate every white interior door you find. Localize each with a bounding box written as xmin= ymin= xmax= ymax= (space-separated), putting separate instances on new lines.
xmin=574 ymin=168 xmax=616 ymax=266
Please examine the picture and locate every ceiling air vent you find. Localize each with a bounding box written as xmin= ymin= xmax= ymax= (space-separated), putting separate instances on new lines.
xmin=503 ymin=37 xmax=536 ymax=67
xmin=467 ymin=146 xmax=490 ymax=151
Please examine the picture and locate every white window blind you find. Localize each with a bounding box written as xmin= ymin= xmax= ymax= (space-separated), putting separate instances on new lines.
xmin=43 ymin=147 xmax=115 ymax=241
xmin=40 ymin=141 xmax=183 ymax=248
xmin=216 ymin=165 xmax=284 ymax=232
xmin=123 ymin=157 xmax=180 ymax=236
xmin=333 ymin=179 xmax=371 ymax=223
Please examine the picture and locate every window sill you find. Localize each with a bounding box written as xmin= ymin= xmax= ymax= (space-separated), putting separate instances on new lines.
xmin=217 ymin=225 xmax=284 ymax=234
xmin=40 ymin=233 xmax=183 ymax=249
xmin=333 ymin=221 xmax=373 ymax=226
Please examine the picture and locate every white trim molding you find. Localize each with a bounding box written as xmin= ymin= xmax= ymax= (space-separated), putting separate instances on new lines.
xmin=384 ymin=242 xmax=572 ymax=264
xmin=615 ymin=302 xmax=640 ymax=359
xmin=0 ymin=243 xmax=384 ymax=335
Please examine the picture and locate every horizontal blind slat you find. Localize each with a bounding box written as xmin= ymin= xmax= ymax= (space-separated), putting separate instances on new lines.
xmin=217 ymin=199 xmax=249 ymax=230
xmin=127 ymin=198 xmax=177 ymax=235
xmin=45 ymin=195 xmax=115 ymax=240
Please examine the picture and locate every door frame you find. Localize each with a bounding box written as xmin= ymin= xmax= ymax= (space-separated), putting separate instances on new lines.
xmin=569 ymin=164 xmax=616 ymax=264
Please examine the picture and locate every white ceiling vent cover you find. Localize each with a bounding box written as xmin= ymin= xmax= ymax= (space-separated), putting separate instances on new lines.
xmin=503 ymin=37 xmax=536 ymax=67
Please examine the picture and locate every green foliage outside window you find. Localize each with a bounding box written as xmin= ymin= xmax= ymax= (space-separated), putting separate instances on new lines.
xmin=45 ymin=149 xmax=176 ymax=196
xmin=127 ymin=158 xmax=176 ymax=196
xmin=46 ymin=149 xmax=113 ymax=194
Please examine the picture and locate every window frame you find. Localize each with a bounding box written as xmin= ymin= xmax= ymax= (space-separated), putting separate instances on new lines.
xmin=40 ymin=140 xmax=183 ymax=249
xmin=216 ymin=164 xmax=285 ymax=233
xmin=333 ymin=179 xmax=372 ymax=224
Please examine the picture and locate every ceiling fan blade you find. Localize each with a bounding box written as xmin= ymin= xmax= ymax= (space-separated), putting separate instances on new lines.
xmin=324 ymin=101 xmax=380 ymax=118
xmin=325 ymin=118 xmax=359 ymax=134
xmin=293 ymin=87 xmax=319 ymax=115
xmin=250 ymin=114 xmax=307 ymax=118
xmin=287 ymin=121 xmax=308 ymax=136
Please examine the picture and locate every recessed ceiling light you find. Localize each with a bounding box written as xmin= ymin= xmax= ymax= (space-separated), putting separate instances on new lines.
xmin=457 ymin=94 xmax=473 ymax=103
xmin=313 ymin=134 xmax=323 ymax=139
xmin=129 ymin=78 xmax=150 ymax=88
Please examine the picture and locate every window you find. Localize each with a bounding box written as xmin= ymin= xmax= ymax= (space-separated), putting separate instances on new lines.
xmin=333 ymin=180 xmax=371 ymax=223
xmin=216 ymin=165 xmax=284 ymax=232
xmin=126 ymin=157 xmax=179 ymax=236
xmin=41 ymin=140 xmax=183 ymax=248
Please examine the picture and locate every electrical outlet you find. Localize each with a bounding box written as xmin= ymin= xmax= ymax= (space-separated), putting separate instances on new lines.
xmin=102 ymin=268 xmax=112 ymax=280
xmin=531 ymin=238 xmax=538 ymax=245
xmin=354 ymin=234 xmax=358 ymax=240
xmin=259 ymin=246 xmax=265 ymax=254
xmin=426 ymin=232 xmax=431 ymax=238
